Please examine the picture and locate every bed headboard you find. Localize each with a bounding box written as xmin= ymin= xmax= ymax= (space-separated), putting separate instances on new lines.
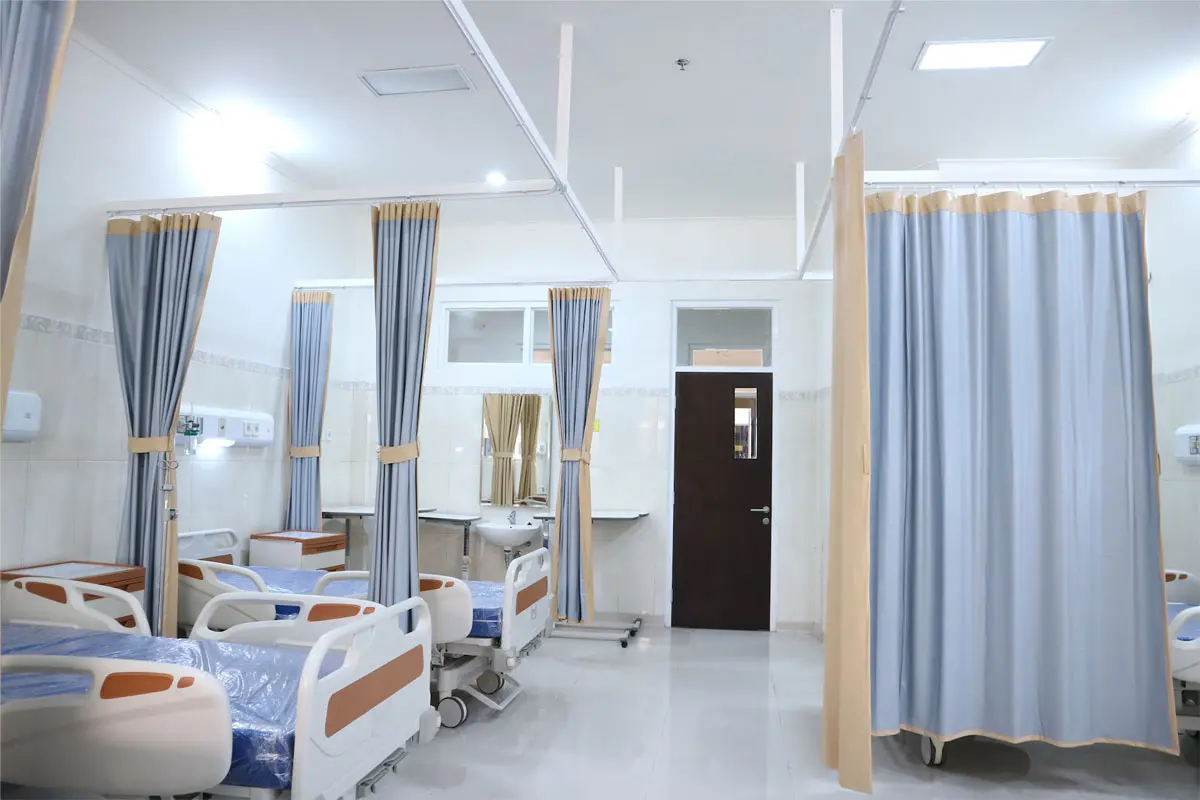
xmin=178 ymin=528 xmax=244 ymax=565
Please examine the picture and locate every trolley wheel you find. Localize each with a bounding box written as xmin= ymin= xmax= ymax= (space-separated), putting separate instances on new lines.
xmin=1187 ymin=730 xmax=1200 ymax=740
xmin=476 ymin=669 xmax=505 ymax=696
xmin=620 ymin=637 xmax=629 ymax=648
xmin=437 ymin=695 xmax=468 ymax=729
xmin=920 ymin=736 xmax=945 ymax=768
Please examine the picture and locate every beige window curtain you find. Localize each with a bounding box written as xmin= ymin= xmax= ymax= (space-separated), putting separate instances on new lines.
xmin=821 ymin=131 xmax=874 ymax=793
xmin=0 ymin=0 xmax=75 ymax=420
xmin=517 ymin=394 xmax=542 ymax=500
xmin=483 ymin=393 xmax=522 ymax=506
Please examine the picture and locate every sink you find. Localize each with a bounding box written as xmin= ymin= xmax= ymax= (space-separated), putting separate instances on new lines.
xmin=475 ymin=521 xmax=540 ymax=549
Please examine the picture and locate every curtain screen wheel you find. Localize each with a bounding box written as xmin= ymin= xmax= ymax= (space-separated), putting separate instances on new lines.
xmin=920 ymin=736 xmax=945 ymax=767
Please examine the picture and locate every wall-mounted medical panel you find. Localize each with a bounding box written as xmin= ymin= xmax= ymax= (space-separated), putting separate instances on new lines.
xmin=175 ymin=405 xmax=274 ymax=448
xmin=3 ymin=391 xmax=41 ymax=442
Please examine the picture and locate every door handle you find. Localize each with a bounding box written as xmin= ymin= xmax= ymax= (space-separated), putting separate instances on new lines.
xmin=751 ymin=506 xmax=770 ymax=514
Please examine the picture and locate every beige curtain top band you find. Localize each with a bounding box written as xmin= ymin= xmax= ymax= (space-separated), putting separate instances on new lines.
xmin=292 ymin=290 xmax=334 ymax=305
xmin=865 ymin=190 xmax=1146 ymax=217
xmin=372 ymin=201 xmax=441 ymax=223
xmin=290 ymin=445 xmax=321 ymax=458
xmin=127 ymin=435 xmax=172 ymax=454
xmin=548 ymin=286 xmax=609 ymax=303
xmin=561 ymin=448 xmax=591 ymax=464
xmin=107 ymin=213 xmax=222 ymax=236
xmin=379 ymin=442 xmax=419 ymax=464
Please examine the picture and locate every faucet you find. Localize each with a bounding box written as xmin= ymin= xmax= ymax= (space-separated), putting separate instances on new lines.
xmin=507 ymin=509 xmax=518 ymax=525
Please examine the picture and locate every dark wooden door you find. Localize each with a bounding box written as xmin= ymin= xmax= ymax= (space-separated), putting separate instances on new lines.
xmin=672 ymin=371 xmax=772 ymax=630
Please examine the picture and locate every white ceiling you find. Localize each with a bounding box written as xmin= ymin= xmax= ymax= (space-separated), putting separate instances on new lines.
xmin=75 ymin=1 xmax=1200 ymax=222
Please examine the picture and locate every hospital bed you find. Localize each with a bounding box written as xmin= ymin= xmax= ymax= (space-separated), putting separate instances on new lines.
xmin=1 ymin=576 xmax=437 ymax=799
xmin=182 ymin=548 xmax=553 ymax=728
xmin=1166 ymin=569 xmax=1200 ymax=739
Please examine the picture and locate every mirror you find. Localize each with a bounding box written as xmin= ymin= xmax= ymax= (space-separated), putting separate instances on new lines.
xmin=480 ymin=393 xmax=553 ymax=506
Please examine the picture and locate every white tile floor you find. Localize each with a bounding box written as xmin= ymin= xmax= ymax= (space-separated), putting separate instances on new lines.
xmin=387 ymin=627 xmax=1199 ymax=800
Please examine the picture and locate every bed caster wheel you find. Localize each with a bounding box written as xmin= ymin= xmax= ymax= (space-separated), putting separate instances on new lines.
xmin=1187 ymin=731 xmax=1200 ymax=739
xmin=920 ymin=736 xmax=945 ymax=767
xmin=438 ymin=695 xmax=468 ymax=729
xmin=620 ymin=637 xmax=629 ymax=648
xmin=477 ymin=670 xmax=505 ymax=696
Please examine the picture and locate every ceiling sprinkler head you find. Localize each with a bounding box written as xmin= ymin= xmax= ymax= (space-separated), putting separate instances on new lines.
xmin=675 ymin=58 xmax=691 ymax=71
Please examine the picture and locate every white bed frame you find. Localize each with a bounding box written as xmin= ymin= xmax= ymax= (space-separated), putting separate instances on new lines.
xmin=1166 ymin=569 xmax=1200 ymax=738
xmin=2 ymin=577 xmax=152 ymax=635
xmin=1 ymin=580 xmax=438 ymax=799
xmin=178 ymin=558 xmax=276 ymax=630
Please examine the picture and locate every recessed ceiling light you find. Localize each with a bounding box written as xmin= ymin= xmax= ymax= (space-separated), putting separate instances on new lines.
xmin=359 ymin=65 xmax=473 ymax=97
xmin=486 ymin=171 xmax=507 ymax=187
xmin=916 ymin=39 xmax=1050 ymax=71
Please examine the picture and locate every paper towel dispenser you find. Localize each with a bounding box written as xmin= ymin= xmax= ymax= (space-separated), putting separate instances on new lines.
xmin=3 ymin=391 xmax=41 ymax=442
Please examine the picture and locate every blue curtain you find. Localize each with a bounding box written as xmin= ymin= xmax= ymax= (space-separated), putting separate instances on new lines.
xmin=867 ymin=191 xmax=1175 ymax=751
xmin=549 ymin=287 xmax=610 ymax=622
xmin=370 ymin=203 xmax=438 ymax=607
xmin=285 ymin=291 xmax=333 ymax=530
xmin=109 ymin=214 xmax=220 ymax=636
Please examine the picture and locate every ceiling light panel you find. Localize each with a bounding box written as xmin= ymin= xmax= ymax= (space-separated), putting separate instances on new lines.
xmin=359 ymin=65 xmax=474 ymax=97
xmin=916 ymin=39 xmax=1050 ymax=71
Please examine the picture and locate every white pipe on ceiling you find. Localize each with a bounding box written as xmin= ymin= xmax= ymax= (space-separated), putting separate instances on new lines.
xmin=798 ymin=0 xmax=905 ymax=280
xmin=441 ymin=0 xmax=620 ymax=282
xmin=556 ymin=23 xmax=574 ymax=178
xmin=104 ymin=180 xmax=557 ymax=216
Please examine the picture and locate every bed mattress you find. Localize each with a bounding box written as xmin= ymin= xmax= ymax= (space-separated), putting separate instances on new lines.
xmin=1168 ymin=603 xmax=1200 ymax=642
xmin=467 ymin=581 xmax=504 ymax=639
xmin=0 ymin=623 xmax=342 ymax=789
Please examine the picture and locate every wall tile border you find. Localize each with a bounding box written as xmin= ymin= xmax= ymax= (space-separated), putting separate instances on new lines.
xmin=20 ymin=314 xmax=288 ymax=377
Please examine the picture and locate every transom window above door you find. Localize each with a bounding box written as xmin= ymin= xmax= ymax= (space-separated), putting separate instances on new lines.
xmin=676 ymin=307 xmax=772 ymax=367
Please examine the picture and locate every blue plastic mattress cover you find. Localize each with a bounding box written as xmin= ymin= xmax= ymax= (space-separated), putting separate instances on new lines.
xmin=1169 ymin=603 xmax=1200 ymax=642
xmin=467 ymin=581 xmax=504 ymax=639
xmin=1 ymin=623 xmax=342 ymax=789
xmin=216 ymin=566 xmax=367 ymax=617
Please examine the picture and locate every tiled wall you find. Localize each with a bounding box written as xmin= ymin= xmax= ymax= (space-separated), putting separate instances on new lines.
xmin=1156 ymin=365 xmax=1200 ymax=576
xmin=2 ymin=316 xmax=289 ymax=568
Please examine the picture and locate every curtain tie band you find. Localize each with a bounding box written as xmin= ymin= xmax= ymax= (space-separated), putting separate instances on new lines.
xmin=290 ymin=445 xmax=321 ymax=458
xmin=561 ymin=448 xmax=590 ymax=464
xmin=127 ymin=436 xmax=172 ymax=454
xmin=492 ymin=451 xmax=515 ymax=459
xmin=379 ymin=442 xmax=419 ymax=464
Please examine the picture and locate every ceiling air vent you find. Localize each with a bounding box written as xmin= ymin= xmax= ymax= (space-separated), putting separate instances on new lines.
xmin=359 ymin=65 xmax=474 ymax=97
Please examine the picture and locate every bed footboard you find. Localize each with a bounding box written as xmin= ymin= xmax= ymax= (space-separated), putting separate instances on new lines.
xmin=291 ymin=595 xmax=434 ymax=800
xmin=2 ymin=578 xmax=150 ymax=634
xmin=501 ymin=548 xmax=551 ymax=655
xmin=1170 ymin=605 xmax=1200 ymax=683
xmin=1 ymin=654 xmax=231 ymax=795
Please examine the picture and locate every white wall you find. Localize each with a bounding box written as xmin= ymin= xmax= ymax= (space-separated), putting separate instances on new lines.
xmin=2 ymin=37 xmax=364 ymax=567
xmin=1146 ymin=128 xmax=1200 ymax=577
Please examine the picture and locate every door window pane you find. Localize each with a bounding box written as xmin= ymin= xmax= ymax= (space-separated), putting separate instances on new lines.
xmin=532 ymin=307 xmax=613 ymax=364
xmin=447 ymin=309 xmax=525 ymax=363
xmin=677 ymin=308 xmax=771 ymax=367
xmin=734 ymin=387 xmax=758 ymax=459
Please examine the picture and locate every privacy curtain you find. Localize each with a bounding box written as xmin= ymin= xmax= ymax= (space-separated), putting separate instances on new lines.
xmin=867 ymin=190 xmax=1176 ymax=753
xmin=820 ymin=132 xmax=874 ymax=793
xmin=285 ymin=290 xmax=334 ymax=530
xmin=518 ymin=394 xmax=542 ymax=499
xmin=549 ymin=287 xmax=610 ymax=623
xmin=109 ymin=214 xmax=220 ymax=637
xmin=370 ymin=202 xmax=439 ymax=606
xmin=483 ymin=393 xmax=522 ymax=506
xmin=0 ymin=0 xmax=75 ymax=418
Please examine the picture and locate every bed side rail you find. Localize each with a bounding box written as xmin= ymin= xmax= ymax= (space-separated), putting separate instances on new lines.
xmin=190 ymin=592 xmax=384 ymax=648
xmin=501 ymin=547 xmax=551 ymax=654
xmin=1 ymin=578 xmax=150 ymax=635
xmin=1 ymin=654 xmax=231 ymax=794
xmin=291 ymin=595 xmax=433 ymax=800
xmin=1166 ymin=569 xmax=1198 ymax=605
xmin=177 ymin=559 xmax=274 ymax=629
xmin=315 ymin=569 xmax=370 ymax=596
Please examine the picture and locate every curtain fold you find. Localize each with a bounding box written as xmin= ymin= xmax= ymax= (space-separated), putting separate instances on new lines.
xmin=285 ymin=290 xmax=334 ymax=530
xmin=483 ymin=393 xmax=522 ymax=506
xmin=821 ymin=132 xmax=874 ymax=793
xmin=370 ymin=202 xmax=439 ymax=607
xmin=108 ymin=213 xmax=220 ymax=637
xmin=867 ymin=188 xmax=1176 ymax=753
xmin=0 ymin=0 xmax=75 ymax=418
xmin=518 ymin=394 xmax=542 ymax=500
xmin=548 ymin=286 xmax=610 ymax=623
